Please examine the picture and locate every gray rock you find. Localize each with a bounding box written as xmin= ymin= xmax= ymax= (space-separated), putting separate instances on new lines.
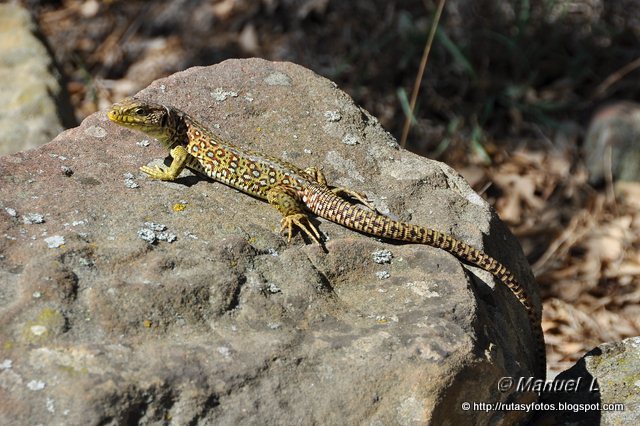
xmin=0 ymin=59 xmax=540 ymax=424
xmin=584 ymin=102 xmax=640 ymax=184
xmin=0 ymin=3 xmax=75 ymax=156
xmin=536 ymin=337 xmax=640 ymax=425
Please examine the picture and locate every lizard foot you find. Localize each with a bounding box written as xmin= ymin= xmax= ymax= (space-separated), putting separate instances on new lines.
xmin=331 ymin=187 xmax=377 ymax=211
xmin=140 ymin=165 xmax=176 ymax=181
xmin=280 ymin=213 xmax=321 ymax=244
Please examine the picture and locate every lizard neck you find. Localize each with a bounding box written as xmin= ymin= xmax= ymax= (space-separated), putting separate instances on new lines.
xmin=160 ymin=110 xmax=189 ymax=149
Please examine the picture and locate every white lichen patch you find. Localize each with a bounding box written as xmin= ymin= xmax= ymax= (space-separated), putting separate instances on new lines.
xmin=26 ymin=380 xmax=45 ymax=391
xmin=5 ymin=207 xmax=17 ymax=217
xmin=85 ymin=125 xmax=107 ymax=138
xmin=342 ymin=134 xmax=359 ymax=145
xmin=266 ymin=282 xmax=281 ymax=293
xmin=46 ymin=397 xmax=55 ymax=413
xmin=324 ymin=111 xmax=341 ymax=122
xmin=212 ymin=88 xmax=239 ymax=101
xmin=217 ymin=346 xmax=231 ymax=358
xmin=0 ymin=359 xmax=12 ymax=370
xmin=44 ymin=235 xmax=65 ymax=248
xmin=22 ymin=213 xmax=45 ymax=224
xmin=263 ymin=71 xmax=292 ymax=86
xmin=372 ymin=249 xmax=393 ymax=264
xmin=325 ymin=151 xmax=365 ymax=183
xmin=30 ymin=325 xmax=48 ymax=336
xmin=397 ymin=395 xmax=426 ymax=424
xmin=123 ymin=173 xmax=139 ymax=189
xmin=138 ymin=222 xmax=177 ymax=244
xmin=376 ymin=270 xmax=390 ymax=280
xmin=405 ymin=281 xmax=440 ymax=298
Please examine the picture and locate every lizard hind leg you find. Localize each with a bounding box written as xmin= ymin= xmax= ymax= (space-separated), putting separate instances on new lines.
xmin=267 ymin=186 xmax=321 ymax=244
xmin=330 ymin=187 xmax=377 ymax=212
xmin=304 ymin=167 xmax=376 ymax=212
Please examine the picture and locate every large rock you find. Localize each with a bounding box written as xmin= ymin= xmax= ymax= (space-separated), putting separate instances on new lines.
xmin=536 ymin=336 xmax=640 ymax=425
xmin=0 ymin=3 xmax=75 ymax=156
xmin=583 ymin=102 xmax=640 ymax=184
xmin=0 ymin=59 xmax=540 ymax=424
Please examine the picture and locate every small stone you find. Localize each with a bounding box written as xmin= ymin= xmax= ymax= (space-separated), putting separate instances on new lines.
xmin=61 ymin=166 xmax=73 ymax=176
xmin=0 ymin=359 xmax=12 ymax=370
xmin=80 ymin=0 xmax=99 ymax=17
xmin=5 ymin=207 xmax=17 ymax=217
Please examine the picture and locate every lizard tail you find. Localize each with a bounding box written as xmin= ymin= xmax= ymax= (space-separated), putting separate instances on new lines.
xmin=306 ymin=189 xmax=546 ymax=379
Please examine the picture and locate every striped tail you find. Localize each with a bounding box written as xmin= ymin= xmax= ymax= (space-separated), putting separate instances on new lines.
xmin=306 ymin=187 xmax=546 ymax=379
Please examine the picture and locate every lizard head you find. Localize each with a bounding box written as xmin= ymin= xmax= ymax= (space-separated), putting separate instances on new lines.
xmin=108 ymin=98 xmax=184 ymax=146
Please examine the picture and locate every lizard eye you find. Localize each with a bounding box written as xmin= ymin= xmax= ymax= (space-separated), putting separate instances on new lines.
xmin=134 ymin=107 xmax=146 ymax=115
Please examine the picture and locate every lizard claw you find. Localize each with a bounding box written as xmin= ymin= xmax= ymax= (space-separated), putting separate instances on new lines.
xmin=140 ymin=165 xmax=173 ymax=181
xmin=280 ymin=213 xmax=321 ymax=244
xmin=331 ymin=188 xmax=377 ymax=212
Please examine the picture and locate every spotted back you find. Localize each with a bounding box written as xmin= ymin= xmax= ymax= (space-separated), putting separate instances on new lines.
xmin=183 ymin=119 xmax=311 ymax=199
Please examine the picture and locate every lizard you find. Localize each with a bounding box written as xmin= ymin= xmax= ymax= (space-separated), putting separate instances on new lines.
xmin=108 ymin=97 xmax=546 ymax=380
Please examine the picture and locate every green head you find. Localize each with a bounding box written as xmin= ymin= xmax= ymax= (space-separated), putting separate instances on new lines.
xmin=108 ymin=98 xmax=186 ymax=147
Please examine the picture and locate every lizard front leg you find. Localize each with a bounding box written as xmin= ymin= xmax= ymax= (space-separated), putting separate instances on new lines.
xmin=140 ymin=145 xmax=189 ymax=181
xmin=304 ymin=167 xmax=376 ymax=211
xmin=267 ymin=185 xmax=321 ymax=244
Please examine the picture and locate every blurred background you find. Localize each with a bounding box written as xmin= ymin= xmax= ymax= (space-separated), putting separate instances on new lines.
xmin=4 ymin=0 xmax=640 ymax=375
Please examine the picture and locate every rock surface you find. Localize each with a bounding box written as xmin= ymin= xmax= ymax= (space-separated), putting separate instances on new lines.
xmin=536 ymin=336 xmax=640 ymax=425
xmin=0 ymin=3 xmax=75 ymax=156
xmin=584 ymin=101 xmax=640 ymax=184
xmin=0 ymin=59 xmax=540 ymax=424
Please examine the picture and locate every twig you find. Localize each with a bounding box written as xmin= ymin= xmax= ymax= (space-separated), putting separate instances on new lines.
xmin=591 ymin=56 xmax=640 ymax=100
xmin=399 ymin=0 xmax=446 ymax=148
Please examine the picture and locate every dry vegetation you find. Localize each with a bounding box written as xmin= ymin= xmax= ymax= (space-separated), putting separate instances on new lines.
xmin=25 ymin=0 xmax=640 ymax=374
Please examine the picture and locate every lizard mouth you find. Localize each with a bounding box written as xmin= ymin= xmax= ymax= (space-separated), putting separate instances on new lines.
xmin=107 ymin=109 xmax=119 ymax=122
xmin=107 ymin=108 xmax=143 ymax=127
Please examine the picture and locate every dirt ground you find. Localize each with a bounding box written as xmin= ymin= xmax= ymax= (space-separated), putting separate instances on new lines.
xmin=25 ymin=0 xmax=640 ymax=375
